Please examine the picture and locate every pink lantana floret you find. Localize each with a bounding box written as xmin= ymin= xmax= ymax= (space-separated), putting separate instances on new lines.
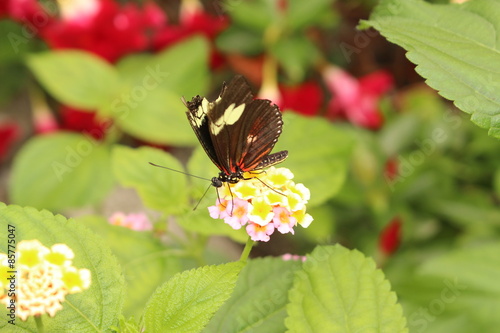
xmin=208 ymin=199 xmax=229 ymax=219
xmin=282 ymin=254 xmax=307 ymax=262
xmin=246 ymin=223 xmax=275 ymax=242
xmin=223 ymin=198 xmax=250 ymax=230
xmin=108 ymin=212 xmax=153 ymax=231
xmin=273 ymin=207 xmax=297 ymax=234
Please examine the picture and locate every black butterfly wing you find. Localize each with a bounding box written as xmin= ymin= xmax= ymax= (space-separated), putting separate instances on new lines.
xmin=228 ymin=99 xmax=284 ymax=172
xmin=206 ymin=76 xmax=285 ymax=173
xmin=185 ymin=95 xmax=222 ymax=171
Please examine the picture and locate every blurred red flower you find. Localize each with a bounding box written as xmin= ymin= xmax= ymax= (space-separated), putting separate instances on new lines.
xmin=41 ymin=0 xmax=166 ymax=63
xmin=384 ymin=158 xmax=398 ymax=181
xmin=152 ymin=4 xmax=228 ymax=68
xmin=279 ymin=81 xmax=323 ymax=116
xmin=60 ymin=106 xmax=110 ymax=140
xmin=379 ymin=217 xmax=402 ymax=256
xmin=0 ymin=0 xmax=50 ymax=28
xmin=323 ymin=66 xmax=393 ymax=130
xmin=0 ymin=122 xmax=20 ymax=162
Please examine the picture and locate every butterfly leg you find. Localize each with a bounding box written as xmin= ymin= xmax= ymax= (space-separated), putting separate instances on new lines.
xmin=242 ymin=174 xmax=287 ymax=197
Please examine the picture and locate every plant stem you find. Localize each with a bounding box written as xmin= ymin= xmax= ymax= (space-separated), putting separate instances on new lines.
xmin=34 ymin=315 xmax=44 ymax=333
xmin=239 ymin=237 xmax=255 ymax=262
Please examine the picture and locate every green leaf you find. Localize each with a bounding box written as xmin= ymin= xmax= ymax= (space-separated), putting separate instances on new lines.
xmin=111 ymin=88 xmax=197 ymax=145
xmin=285 ymin=245 xmax=407 ymax=333
xmin=116 ymin=53 xmax=155 ymax=76
xmin=274 ymin=112 xmax=354 ymax=207
xmin=0 ymin=21 xmax=33 ymax=63
xmin=285 ymin=0 xmax=336 ymax=31
xmin=143 ymin=262 xmax=244 ymax=333
xmin=112 ymin=316 xmax=142 ymax=333
xmin=495 ymin=168 xmax=500 ymax=197
xmin=205 ymin=258 xmax=303 ymax=333
xmin=270 ymin=37 xmax=320 ymax=82
xmin=154 ymin=36 xmax=209 ymax=98
xmin=77 ymin=215 xmax=182 ymax=318
xmin=9 ymin=132 xmax=114 ymax=211
xmin=379 ymin=113 xmax=423 ymax=157
xmin=432 ymin=200 xmax=500 ymax=227
xmin=27 ymin=50 xmax=119 ymax=109
xmin=407 ymin=243 xmax=500 ymax=331
xmin=361 ymin=0 xmax=500 ymax=139
xmin=216 ymin=26 xmax=264 ymax=55
xmin=225 ymin=0 xmax=275 ymax=32
xmin=0 ymin=204 xmax=124 ymax=331
xmin=420 ymin=243 xmax=500 ymax=294
xmin=111 ymin=146 xmax=189 ymax=214
xmin=186 ymin=145 xmax=221 ymax=199
xmin=0 ymin=21 xmax=36 ymax=105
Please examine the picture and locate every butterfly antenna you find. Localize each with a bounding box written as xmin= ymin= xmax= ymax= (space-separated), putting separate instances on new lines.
xmin=149 ymin=162 xmax=212 ymax=182
xmin=180 ymin=96 xmax=187 ymax=107
xmin=193 ymin=183 xmax=213 ymax=211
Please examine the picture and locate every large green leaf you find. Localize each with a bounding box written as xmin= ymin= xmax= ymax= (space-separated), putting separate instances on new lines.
xmin=111 ymin=146 xmax=189 ymax=214
xmin=143 ymin=262 xmax=244 ymax=333
xmin=395 ymin=244 xmax=500 ymax=333
xmin=153 ymin=36 xmax=209 ymax=98
xmin=10 ymin=133 xmax=114 ymax=211
xmin=285 ymin=245 xmax=407 ymax=332
xmin=0 ymin=204 xmax=124 ymax=332
xmin=77 ymin=215 xmax=182 ymax=318
xmin=274 ymin=112 xmax=354 ymax=207
xmin=205 ymin=258 xmax=303 ymax=333
xmin=27 ymin=50 xmax=119 ymax=109
xmin=111 ymin=88 xmax=196 ymax=145
xmin=361 ymin=0 xmax=500 ymax=138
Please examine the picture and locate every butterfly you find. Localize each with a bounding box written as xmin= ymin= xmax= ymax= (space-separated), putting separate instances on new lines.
xmin=185 ymin=75 xmax=288 ymax=189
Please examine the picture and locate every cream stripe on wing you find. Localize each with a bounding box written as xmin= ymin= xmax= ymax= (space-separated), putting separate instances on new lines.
xmin=210 ymin=103 xmax=246 ymax=135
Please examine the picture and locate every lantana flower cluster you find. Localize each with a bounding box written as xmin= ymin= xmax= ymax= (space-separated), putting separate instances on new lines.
xmin=0 ymin=240 xmax=91 ymax=321
xmin=208 ymin=167 xmax=313 ymax=242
